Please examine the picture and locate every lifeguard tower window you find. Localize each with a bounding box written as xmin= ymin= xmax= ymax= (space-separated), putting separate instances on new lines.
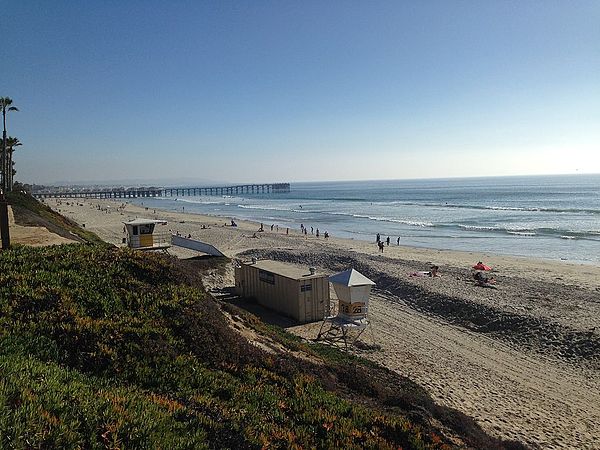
xmin=300 ymin=284 xmax=312 ymax=292
xmin=140 ymin=224 xmax=154 ymax=235
xmin=132 ymin=226 xmax=138 ymax=235
xmin=259 ymin=269 xmax=275 ymax=285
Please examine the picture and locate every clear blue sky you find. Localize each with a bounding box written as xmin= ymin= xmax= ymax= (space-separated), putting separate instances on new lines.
xmin=3 ymin=1 xmax=599 ymax=184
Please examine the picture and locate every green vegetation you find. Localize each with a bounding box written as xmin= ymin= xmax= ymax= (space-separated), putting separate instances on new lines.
xmin=0 ymin=195 xmax=525 ymax=448
xmin=1 ymin=244 xmax=453 ymax=449
xmin=219 ymin=302 xmax=528 ymax=450
xmin=3 ymin=136 xmax=21 ymax=190
xmin=7 ymin=191 xmax=104 ymax=243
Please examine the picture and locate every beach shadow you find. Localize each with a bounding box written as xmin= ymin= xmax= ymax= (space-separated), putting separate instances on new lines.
xmin=218 ymin=291 xmax=299 ymax=328
xmin=183 ymin=254 xmax=223 ymax=261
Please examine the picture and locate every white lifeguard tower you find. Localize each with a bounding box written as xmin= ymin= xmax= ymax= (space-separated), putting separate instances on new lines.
xmin=123 ymin=219 xmax=171 ymax=251
xmin=123 ymin=219 xmax=226 ymax=256
xmin=316 ymin=268 xmax=375 ymax=350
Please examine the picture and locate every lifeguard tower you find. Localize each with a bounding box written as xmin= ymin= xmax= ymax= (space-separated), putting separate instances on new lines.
xmin=316 ymin=268 xmax=375 ymax=350
xmin=123 ymin=219 xmax=171 ymax=251
xmin=123 ymin=218 xmax=225 ymax=256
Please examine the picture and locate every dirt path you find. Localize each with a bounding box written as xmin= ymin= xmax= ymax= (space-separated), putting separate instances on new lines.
xmin=7 ymin=206 xmax=77 ymax=247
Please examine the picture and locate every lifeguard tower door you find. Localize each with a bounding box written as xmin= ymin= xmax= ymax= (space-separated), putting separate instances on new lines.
xmin=301 ymin=282 xmax=314 ymax=322
xmin=139 ymin=223 xmax=155 ymax=247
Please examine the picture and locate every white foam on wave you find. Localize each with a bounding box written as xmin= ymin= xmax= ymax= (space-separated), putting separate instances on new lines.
xmin=366 ymin=216 xmax=434 ymax=227
xmin=507 ymin=230 xmax=537 ymax=236
xmin=238 ymin=204 xmax=293 ymax=212
xmin=156 ymin=197 xmax=224 ymax=205
xmin=320 ymin=211 xmax=435 ymax=227
xmin=459 ymin=224 xmax=498 ymax=232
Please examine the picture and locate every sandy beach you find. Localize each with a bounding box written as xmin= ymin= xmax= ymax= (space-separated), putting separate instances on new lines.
xmin=44 ymin=197 xmax=600 ymax=449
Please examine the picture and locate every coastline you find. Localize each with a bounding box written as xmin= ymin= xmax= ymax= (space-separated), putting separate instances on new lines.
xmin=46 ymin=197 xmax=600 ymax=289
xmin=118 ymin=174 xmax=600 ymax=267
xmin=45 ymin=197 xmax=600 ymax=449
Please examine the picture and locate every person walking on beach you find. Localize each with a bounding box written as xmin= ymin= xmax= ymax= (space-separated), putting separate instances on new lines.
xmin=397 ymin=237 xmax=400 ymax=245
xmin=376 ymin=233 xmax=380 ymax=243
xmin=386 ymin=236 xmax=390 ymax=246
xmin=311 ymin=226 xmax=314 ymax=234
xmin=378 ymin=241 xmax=384 ymax=253
xmin=316 ymin=229 xmax=319 ymax=237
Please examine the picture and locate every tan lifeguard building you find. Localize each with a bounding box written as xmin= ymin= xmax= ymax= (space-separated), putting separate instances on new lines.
xmin=234 ymin=259 xmax=330 ymax=323
xmin=123 ymin=219 xmax=171 ymax=250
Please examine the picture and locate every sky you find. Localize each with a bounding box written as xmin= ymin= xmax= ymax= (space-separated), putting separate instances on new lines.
xmin=3 ymin=1 xmax=599 ymax=185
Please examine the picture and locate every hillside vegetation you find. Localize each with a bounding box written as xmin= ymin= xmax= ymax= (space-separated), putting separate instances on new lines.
xmin=0 ymin=244 xmax=430 ymax=448
xmin=0 ymin=194 xmax=525 ymax=448
xmin=0 ymin=243 xmax=527 ymax=449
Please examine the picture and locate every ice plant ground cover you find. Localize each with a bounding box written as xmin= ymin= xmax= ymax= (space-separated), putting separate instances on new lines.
xmin=0 ymin=243 xmax=525 ymax=449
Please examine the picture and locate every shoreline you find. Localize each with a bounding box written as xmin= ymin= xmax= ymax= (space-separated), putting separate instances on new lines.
xmin=125 ymin=188 xmax=600 ymax=267
xmin=44 ymin=197 xmax=600 ymax=449
xmin=45 ymin=197 xmax=600 ymax=290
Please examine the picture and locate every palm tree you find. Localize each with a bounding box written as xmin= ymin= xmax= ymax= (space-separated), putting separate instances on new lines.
xmin=1 ymin=97 xmax=19 ymax=193
xmin=5 ymin=137 xmax=22 ymax=191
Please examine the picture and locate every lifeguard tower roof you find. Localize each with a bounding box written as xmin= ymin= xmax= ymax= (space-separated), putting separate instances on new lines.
xmin=123 ymin=218 xmax=167 ymax=226
xmin=329 ymin=268 xmax=375 ymax=286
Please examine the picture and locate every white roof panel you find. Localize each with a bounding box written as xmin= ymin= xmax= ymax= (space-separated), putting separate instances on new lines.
xmin=329 ymin=268 xmax=375 ymax=286
xmin=244 ymin=259 xmax=325 ymax=280
xmin=123 ymin=219 xmax=167 ymax=226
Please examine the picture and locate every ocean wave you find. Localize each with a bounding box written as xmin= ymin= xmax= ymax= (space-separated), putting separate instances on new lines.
xmin=433 ymin=203 xmax=598 ymax=215
xmin=156 ymin=197 xmax=224 ymax=205
xmin=150 ymin=196 xmax=600 ymax=242
xmin=238 ymin=204 xmax=292 ymax=212
xmin=380 ymin=200 xmax=600 ymax=215
xmin=456 ymin=224 xmax=537 ymax=236
xmin=507 ymin=231 xmax=537 ymax=236
xmin=458 ymin=225 xmax=498 ymax=232
xmin=453 ymin=224 xmax=600 ymax=241
xmin=361 ymin=216 xmax=434 ymax=227
xmin=325 ymin=211 xmax=434 ymax=226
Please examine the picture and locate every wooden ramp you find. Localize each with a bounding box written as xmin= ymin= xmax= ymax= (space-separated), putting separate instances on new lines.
xmin=171 ymin=235 xmax=225 ymax=257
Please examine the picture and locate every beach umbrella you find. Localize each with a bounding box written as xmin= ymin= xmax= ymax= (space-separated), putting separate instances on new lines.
xmin=472 ymin=262 xmax=492 ymax=271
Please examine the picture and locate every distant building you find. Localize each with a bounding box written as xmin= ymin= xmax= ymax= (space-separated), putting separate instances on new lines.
xmin=235 ymin=259 xmax=330 ymax=323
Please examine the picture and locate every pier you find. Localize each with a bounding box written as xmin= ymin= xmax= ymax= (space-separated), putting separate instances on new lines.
xmin=33 ymin=183 xmax=290 ymax=199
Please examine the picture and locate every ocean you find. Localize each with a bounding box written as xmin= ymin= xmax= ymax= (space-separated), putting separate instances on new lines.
xmin=131 ymin=174 xmax=600 ymax=265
